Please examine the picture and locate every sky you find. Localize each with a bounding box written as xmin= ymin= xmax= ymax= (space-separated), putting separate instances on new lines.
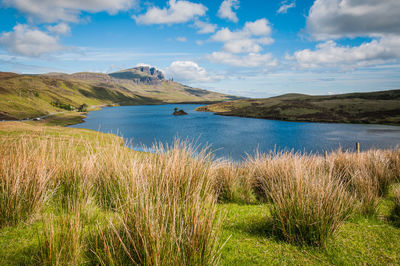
xmin=1 ymin=0 xmax=400 ymax=98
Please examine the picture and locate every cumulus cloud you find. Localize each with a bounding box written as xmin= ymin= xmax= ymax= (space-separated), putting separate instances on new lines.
xmin=2 ymin=0 xmax=136 ymax=23
xmin=292 ymin=36 xmax=400 ymax=68
xmin=208 ymin=52 xmax=277 ymax=68
xmin=165 ymin=61 xmax=223 ymax=83
xmin=0 ymin=24 xmax=63 ymax=57
xmin=211 ymin=18 xmax=273 ymax=54
xmin=194 ymin=19 xmax=217 ymax=34
xmin=289 ymin=0 xmax=400 ymax=69
xmin=208 ymin=18 xmax=275 ymax=68
xmin=307 ymin=0 xmax=400 ymax=40
xmin=134 ymin=0 xmax=207 ymax=25
xmin=46 ymin=23 xmax=71 ymax=35
xmin=277 ymin=0 xmax=295 ymax=14
xmin=217 ymin=0 xmax=239 ymax=23
xmin=176 ymin=36 xmax=187 ymax=42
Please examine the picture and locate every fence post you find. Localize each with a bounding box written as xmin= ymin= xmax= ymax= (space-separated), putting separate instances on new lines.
xmin=324 ymin=150 xmax=328 ymax=159
xmin=356 ymin=142 xmax=360 ymax=154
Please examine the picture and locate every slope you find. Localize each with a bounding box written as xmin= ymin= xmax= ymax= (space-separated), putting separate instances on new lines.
xmin=196 ymin=90 xmax=400 ymax=125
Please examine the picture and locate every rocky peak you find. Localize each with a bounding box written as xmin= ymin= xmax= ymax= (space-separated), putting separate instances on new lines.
xmin=136 ymin=66 xmax=165 ymax=80
xmin=109 ymin=66 xmax=165 ymax=85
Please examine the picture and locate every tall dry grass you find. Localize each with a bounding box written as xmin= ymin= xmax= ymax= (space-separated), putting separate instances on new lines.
xmin=328 ymin=149 xmax=399 ymax=216
xmin=248 ymin=152 xmax=354 ymax=246
xmin=0 ymin=137 xmax=56 ymax=227
xmin=1 ymin=129 xmax=399 ymax=258
xmin=0 ymin=135 xmax=223 ymax=265
xmin=212 ymin=161 xmax=257 ymax=204
xmin=90 ymin=141 xmax=222 ymax=265
xmin=391 ymin=185 xmax=400 ymax=225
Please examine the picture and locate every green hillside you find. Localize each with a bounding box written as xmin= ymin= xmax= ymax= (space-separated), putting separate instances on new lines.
xmin=0 ymin=67 xmax=239 ymax=122
xmin=196 ymin=90 xmax=400 ymax=125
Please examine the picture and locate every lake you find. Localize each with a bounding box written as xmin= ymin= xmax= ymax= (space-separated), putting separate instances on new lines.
xmin=70 ymin=104 xmax=400 ymax=160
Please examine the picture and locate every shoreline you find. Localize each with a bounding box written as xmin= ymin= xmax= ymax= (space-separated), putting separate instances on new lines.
xmin=196 ymin=108 xmax=400 ymax=127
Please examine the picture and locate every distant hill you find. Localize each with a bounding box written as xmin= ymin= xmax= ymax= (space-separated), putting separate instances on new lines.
xmin=196 ymin=90 xmax=400 ymax=125
xmin=0 ymin=66 xmax=240 ymax=121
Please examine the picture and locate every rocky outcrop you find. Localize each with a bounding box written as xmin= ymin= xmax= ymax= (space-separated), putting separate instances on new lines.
xmin=173 ymin=109 xmax=188 ymax=116
xmin=109 ymin=66 xmax=165 ymax=85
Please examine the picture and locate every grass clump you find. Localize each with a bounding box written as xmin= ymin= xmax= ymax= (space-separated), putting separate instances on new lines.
xmin=391 ymin=186 xmax=400 ymax=225
xmin=257 ymin=155 xmax=354 ymax=247
xmin=0 ymin=138 xmax=52 ymax=227
xmin=38 ymin=212 xmax=84 ymax=265
xmin=213 ymin=161 xmax=257 ymax=204
xmin=91 ymin=141 xmax=222 ymax=265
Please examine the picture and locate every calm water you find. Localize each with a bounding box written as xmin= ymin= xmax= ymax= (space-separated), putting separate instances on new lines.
xmin=70 ymin=104 xmax=400 ymax=160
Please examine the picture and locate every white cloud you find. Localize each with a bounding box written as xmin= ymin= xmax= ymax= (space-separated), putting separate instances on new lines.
xmin=211 ymin=18 xmax=273 ymax=54
xmin=2 ymin=0 xmax=137 ymax=23
xmin=307 ymin=0 xmax=400 ymax=40
xmin=244 ymin=19 xmax=272 ymax=36
xmin=290 ymin=0 xmax=400 ymax=70
xmin=176 ymin=36 xmax=187 ymax=42
xmin=46 ymin=23 xmax=71 ymax=35
xmin=277 ymin=0 xmax=295 ymax=14
xmin=194 ymin=19 xmax=217 ymax=34
xmin=217 ymin=0 xmax=239 ymax=23
xmin=134 ymin=0 xmax=207 ymax=25
xmin=0 ymin=24 xmax=63 ymax=57
xmin=165 ymin=61 xmax=223 ymax=83
xmin=208 ymin=52 xmax=277 ymax=68
xmin=292 ymin=36 xmax=400 ymax=69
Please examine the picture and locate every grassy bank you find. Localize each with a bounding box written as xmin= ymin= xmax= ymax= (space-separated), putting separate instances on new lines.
xmin=1 ymin=122 xmax=400 ymax=265
xmin=196 ymin=90 xmax=400 ymax=125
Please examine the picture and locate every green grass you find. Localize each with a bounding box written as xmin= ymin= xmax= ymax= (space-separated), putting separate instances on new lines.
xmin=2 ymin=202 xmax=399 ymax=265
xmin=219 ymin=202 xmax=400 ymax=265
xmin=197 ymin=89 xmax=400 ymax=125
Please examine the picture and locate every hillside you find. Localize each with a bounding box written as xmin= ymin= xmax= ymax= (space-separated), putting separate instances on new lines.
xmin=196 ymin=90 xmax=400 ymax=125
xmin=0 ymin=66 xmax=239 ymax=122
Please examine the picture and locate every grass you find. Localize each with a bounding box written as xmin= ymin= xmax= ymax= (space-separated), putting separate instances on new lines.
xmin=0 ymin=121 xmax=400 ymax=264
xmin=196 ymin=89 xmax=400 ymax=125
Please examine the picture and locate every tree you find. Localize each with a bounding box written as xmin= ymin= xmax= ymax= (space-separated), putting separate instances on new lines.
xmin=78 ymin=104 xmax=88 ymax=112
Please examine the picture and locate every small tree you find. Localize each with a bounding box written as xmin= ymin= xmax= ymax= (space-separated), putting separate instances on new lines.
xmin=78 ymin=104 xmax=88 ymax=112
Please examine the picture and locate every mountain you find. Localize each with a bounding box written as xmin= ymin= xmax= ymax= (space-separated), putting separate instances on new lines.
xmin=0 ymin=66 xmax=240 ymax=121
xmin=196 ymin=90 xmax=400 ymax=125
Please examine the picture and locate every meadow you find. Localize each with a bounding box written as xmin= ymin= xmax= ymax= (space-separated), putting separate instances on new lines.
xmin=1 ymin=122 xmax=400 ymax=265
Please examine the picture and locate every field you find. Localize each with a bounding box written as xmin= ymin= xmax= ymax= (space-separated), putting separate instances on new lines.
xmin=196 ymin=90 xmax=400 ymax=125
xmin=1 ymin=121 xmax=400 ymax=265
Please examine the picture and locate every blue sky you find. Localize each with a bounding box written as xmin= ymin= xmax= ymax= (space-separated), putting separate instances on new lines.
xmin=1 ymin=0 xmax=400 ymax=97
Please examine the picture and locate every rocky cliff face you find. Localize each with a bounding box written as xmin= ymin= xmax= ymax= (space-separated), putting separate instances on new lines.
xmin=109 ymin=66 xmax=165 ymax=85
